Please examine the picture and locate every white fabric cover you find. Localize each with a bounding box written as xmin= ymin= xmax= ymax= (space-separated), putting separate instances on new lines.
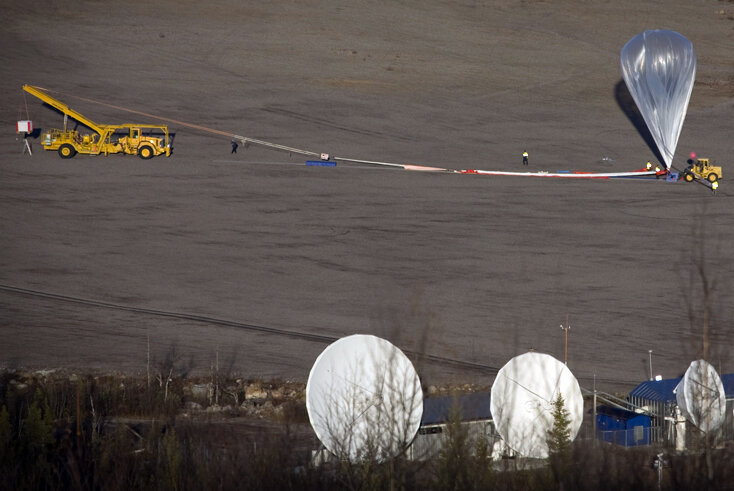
xmin=674 ymin=359 xmax=726 ymax=433
xmin=306 ymin=334 xmax=423 ymax=462
xmin=491 ymin=352 xmax=583 ymax=459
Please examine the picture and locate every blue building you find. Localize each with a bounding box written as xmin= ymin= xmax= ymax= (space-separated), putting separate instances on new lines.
xmin=596 ymin=405 xmax=651 ymax=446
xmin=625 ymin=372 xmax=734 ymax=445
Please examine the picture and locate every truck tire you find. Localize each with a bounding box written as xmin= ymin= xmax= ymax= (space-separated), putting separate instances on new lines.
xmin=58 ymin=144 xmax=77 ymax=159
xmin=138 ymin=145 xmax=154 ymax=160
xmin=684 ymin=173 xmax=694 ymax=182
xmin=707 ymin=173 xmax=718 ymax=183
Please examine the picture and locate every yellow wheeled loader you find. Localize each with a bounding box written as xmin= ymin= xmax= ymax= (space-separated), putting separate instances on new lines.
xmin=682 ymin=158 xmax=722 ymax=183
xmin=23 ymin=85 xmax=171 ymax=159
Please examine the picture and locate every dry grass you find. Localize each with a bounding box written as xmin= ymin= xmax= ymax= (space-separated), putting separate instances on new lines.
xmin=2 ymin=369 xmax=733 ymax=490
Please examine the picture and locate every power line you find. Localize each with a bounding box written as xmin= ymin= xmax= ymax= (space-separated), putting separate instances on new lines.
xmin=0 ymin=284 xmax=500 ymax=375
xmin=0 ymin=284 xmax=335 ymax=344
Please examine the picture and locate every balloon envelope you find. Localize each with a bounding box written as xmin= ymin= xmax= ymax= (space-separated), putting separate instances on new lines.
xmin=620 ymin=30 xmax=696 ymax=168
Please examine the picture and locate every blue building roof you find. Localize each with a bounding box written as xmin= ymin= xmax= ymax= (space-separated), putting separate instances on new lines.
xmin=722 ymin=373 xmax=734 ymax=398
xmin=420 ymin=392 xmax=492 ymax=426
xmin=628 ymin=377 xmax=682 ymax=403
xmin=629 ymin=372 xmax=734 ymax=403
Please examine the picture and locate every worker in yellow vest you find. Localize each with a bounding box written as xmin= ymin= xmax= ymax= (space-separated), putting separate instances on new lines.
xmin=522 ymin=150 xmax=529 ymax=166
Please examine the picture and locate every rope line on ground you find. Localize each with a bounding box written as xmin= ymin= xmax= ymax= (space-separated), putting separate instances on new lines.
xmin=33 ymin=86 xmax=666 ymax=179
xmin=34 ymin=87 xmax=432 ymax=170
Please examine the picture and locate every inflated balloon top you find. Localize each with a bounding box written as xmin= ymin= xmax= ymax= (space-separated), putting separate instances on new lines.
xmin=620 ymin=30 xmax=696 ymax=169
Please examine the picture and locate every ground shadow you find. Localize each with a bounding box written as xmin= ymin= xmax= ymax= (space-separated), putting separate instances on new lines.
xmin=24 ymin=128 xmax=42 ymax=139
xmin=614 ymin=80 xmax=665 ymax=165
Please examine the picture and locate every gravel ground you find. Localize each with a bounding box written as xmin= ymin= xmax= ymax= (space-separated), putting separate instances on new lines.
xmin=2 ymin=0 xmax=733 ymax=393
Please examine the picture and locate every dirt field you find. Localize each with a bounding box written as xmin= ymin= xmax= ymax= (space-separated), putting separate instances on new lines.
xmin=2 ymin=0 xmax=733 ymax=393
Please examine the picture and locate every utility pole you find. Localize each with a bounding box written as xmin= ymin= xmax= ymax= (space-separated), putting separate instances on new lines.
xmin=593 ymin=373 xmax=597 ymax=446
xmin=649 ymin=350 xmax=653 ymax=381
xmin=560 ymin=314 xmax=570 ymax=364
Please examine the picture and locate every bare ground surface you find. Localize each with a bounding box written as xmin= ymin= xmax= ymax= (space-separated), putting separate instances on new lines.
xmin=1 ymin=0 xmax=734 ymax=393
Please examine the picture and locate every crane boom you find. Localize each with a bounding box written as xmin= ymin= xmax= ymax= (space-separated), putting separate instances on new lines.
xmin=23 ymin=85 xmax=106 ymax=136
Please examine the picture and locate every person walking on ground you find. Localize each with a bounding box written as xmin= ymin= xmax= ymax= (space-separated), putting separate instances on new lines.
xmin=522 ymin=150 xmax=529 ymax=166
xmin=231 ymin=140 xmax=238 ymax=154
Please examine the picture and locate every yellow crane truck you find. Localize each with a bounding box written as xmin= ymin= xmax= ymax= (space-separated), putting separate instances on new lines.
xmin=22 ymin=85 xmax=171 ymax=159
xmin=682 ymin=158 xmax=722 ymax=183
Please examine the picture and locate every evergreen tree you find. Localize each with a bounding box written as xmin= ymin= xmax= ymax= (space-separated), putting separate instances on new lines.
xmin=547 ymin=392 xmax=573 ymax=489
xmin=547 ymin=392 xmax=572 ymax=456
xmin=20 ymin=389 xmax=55 ymax=489
xmin=0 ymin=405 xmax=13 ymax=464
xmin=435 ymin=401 xmax=471 ymax=490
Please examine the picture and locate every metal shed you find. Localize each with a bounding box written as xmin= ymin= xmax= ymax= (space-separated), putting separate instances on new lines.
xmin=596 ymin=405 xmax=651 ymax=447
xmin=628 ymin=372 xmax=734 ymax=446
xmin=719 ymin=373 xmax=734 ymax=441
xmin=407 ymin=392 xmax=495 ymax=460
xmin=628 ymin=377 xmax=681 ymax=444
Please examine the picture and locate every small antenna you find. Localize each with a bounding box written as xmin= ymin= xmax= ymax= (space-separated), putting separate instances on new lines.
xmin=648 ymin=350 xmax=653 ymax=381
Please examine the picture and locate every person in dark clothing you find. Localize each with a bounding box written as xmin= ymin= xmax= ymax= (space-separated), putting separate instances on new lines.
xmin=231 ymin=140 xmax=238 ymax=154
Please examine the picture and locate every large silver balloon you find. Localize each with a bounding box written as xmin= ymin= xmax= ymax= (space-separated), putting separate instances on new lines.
xmin=620 ymin=30 xmax=696 ymax=168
